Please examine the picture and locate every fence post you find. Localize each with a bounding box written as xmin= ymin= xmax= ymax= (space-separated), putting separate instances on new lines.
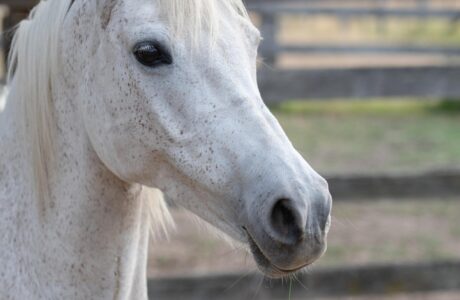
xmin=259 ymin=11 xmax=279 ymax=66
xmin=377 ymin=0 xmax=388 ymax=34
xmin=417 ymin=0 xmax=429 ymax=8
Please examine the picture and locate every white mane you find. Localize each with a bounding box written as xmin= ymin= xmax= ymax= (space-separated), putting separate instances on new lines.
xmin=157 ymin=0 xmax=249 ymax=42
xmin=6 ymin=0 xmax=247 ymax=232
xmin=7 ymin=0 xmax=72 ymax=212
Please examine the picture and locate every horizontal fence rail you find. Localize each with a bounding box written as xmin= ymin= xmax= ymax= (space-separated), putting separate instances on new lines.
xmin=250 ymin=6 xmax=460 ymax=18
xmin=148 ymin=261 xmax=460 ymax=300
xmin=328 ymin=169 xmax=460 ymax=199
xmin=258 ymin=66 xmax=460 ymax=102
xmin=281 ymin=44 xmax=460 ymax=56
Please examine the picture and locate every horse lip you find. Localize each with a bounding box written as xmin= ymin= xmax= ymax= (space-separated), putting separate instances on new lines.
xmin=242 ymin=226 xmax=310 ymax=277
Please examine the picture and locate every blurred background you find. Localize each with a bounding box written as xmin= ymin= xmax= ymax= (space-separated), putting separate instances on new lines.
xmin=1 ymin=0 xmax=460 ymax=299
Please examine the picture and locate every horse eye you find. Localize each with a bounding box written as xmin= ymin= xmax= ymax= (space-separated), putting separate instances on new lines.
xmin=133 ymin=41 xmax=172 ymax=68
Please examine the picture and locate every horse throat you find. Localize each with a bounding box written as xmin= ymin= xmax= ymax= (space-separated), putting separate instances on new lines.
xmin=0 ymin=87 xmax=150 ymax=300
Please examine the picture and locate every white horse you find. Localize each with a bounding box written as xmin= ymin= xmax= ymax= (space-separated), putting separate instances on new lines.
xmin=0 ymin=0 xmax=332 ymax=299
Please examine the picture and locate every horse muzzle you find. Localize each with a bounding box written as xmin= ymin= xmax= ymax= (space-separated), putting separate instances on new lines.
xmin=243 ymin=179 xmax=332 ymax=278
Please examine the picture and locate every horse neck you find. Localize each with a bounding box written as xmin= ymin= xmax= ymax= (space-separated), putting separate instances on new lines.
xmin=1 ymin=81 xmax=151 ymax=300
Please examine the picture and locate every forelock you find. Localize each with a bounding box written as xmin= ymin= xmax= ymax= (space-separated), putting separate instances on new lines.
xmin=155 ymin=0 xmax=249 ymax=43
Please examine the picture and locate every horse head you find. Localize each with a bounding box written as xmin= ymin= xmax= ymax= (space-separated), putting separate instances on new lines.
xmin=58 ymin=0 xmax=332 ymax=278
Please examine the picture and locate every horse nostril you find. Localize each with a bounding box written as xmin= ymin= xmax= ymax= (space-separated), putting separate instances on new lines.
xmin=270 ymin=198 xmax=305 ymax=245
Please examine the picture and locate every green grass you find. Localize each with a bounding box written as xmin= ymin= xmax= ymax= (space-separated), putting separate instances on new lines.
xmin=272 ymin=98 xmax=460 ymax=115
xmin=271 ymin=99 xmax=460 ymax=174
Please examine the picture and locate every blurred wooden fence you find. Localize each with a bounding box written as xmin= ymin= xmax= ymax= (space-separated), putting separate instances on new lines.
xmin=0 ymin=0 xmax=35 ymax=68
xmin=246 ymin=1 xmax=460 ymax=64
xmin=0 ymin=0 xmax=34 ymax=30
xmin=248 ymin=0 xmax=460 ymax=102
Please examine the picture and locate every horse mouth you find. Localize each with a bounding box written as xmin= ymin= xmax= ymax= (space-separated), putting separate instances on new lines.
xmin=242 ymin=227 xmax=309 ymax=278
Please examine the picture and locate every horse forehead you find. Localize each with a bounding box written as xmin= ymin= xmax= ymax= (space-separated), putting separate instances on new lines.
xmin=119 ymin=0 xmax=159 ymax=20
xmin=115 ymin=0 xmax=245 ymax=35
xmin=110 ymin=6 xmax=248 ymax=54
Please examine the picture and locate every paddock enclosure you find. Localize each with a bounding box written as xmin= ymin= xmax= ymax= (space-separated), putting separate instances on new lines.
xmin=1 ymin=0 xmax=460 ymax=299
